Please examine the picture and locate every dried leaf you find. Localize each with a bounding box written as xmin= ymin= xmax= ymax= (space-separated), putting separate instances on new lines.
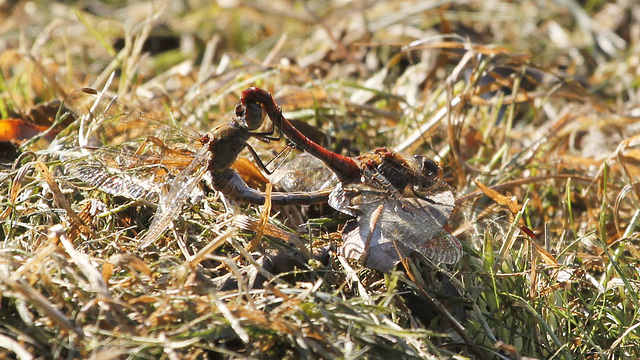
xmin=475 ymin=180 xmax=520 ymax=214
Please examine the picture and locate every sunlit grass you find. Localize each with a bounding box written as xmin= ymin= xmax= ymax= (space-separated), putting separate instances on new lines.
xmin=1 ymin=0 xmax=639 ymax=359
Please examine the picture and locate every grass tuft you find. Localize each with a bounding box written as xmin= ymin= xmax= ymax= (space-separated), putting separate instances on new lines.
xmin=2 ymin=0 xmax=640 ymax=358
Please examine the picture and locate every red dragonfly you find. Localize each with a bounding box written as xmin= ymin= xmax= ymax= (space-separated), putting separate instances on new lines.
xmin=239 ymin=87 xmax=465 ymax=272
xmin=59 ymin=88 xmax=330 ymax=248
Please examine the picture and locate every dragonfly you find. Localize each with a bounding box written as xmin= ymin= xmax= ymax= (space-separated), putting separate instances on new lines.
xmin=238 ymin=87 xmax=466 ymax=272
xmin=57 ymin=88 xmax=331 ymax=248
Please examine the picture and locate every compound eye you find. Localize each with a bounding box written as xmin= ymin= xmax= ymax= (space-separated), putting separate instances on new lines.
xmin=410 ymin=155 xmax=440 ymax=193
xmin=416 ymin=156 xmax=439 ymax=180
xmin=244 ymin=102 xmax=264 ymax=130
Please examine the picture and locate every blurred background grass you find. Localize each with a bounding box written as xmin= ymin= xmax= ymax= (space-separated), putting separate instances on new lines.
xmin=1 ymin=0 xmax=639 ymax=358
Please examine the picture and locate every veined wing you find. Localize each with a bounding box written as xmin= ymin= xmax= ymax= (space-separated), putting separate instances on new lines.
xmin=62 ymin=88 xmax=201 ymax=149
xmin=271 ymin=153 xmax=338 ymax=193
xmin=365 ymin=148 xmax=519 ymax=247
xmin=139 ymin=144 xmax=212 ymax=248
xmin=55 ymin=88 xmax=202 ymax=200
xmin=332 ymin=179 xmax=462 ymax=273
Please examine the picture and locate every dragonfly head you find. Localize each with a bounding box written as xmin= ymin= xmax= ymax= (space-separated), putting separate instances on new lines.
xmin=410 ymin=155 xmax=441 ymax=194
xmin=235 ymin=101 xmax=264 ymax=131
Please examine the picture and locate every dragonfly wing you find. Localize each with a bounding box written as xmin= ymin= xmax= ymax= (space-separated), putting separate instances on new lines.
xmin=328 ymin=182 xmax=362 ymax=217
xmin=404 ymin=193 xmax=463 ymax=264
xmin=63 ymin=159 xmax=159 ymax=200
xmin=138 ymin=145 xmax=212 ymax=248
xmin=271 ymin=153 xmax=338 ymax=193
xmin=341 ymin=205 xmax=416 ymax=273
xmin=337 ymin=183 xmax=462 ymax=272
xmin=54 ymin=88 xmax=202 ymax=200
xmin=62 ymin=88 xmax=200 ymax=148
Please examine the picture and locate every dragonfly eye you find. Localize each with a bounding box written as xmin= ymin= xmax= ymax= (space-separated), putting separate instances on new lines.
xmin=234 ymin=101 xmax=264 ymax=131
xmin=244 ymin=102 xmax=264 ymax=131
xmin=411 ymin=155 xmax=440 ymax=191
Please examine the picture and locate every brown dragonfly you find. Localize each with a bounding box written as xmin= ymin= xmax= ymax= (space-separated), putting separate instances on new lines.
xmin=238 ymin=87 xmax=467 ymax=272
xmin=58 ymin=88 xmax=330 ymax=248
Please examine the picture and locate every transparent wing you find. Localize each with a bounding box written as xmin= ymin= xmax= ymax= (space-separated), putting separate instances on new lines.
xmin=62 ymin=88 xmax=200 ymax=149
xmin=334 ymin=181 xmax=462 ymax=273
xmin=54 ymin=88 xmax=202 ymax=200
xmin=271 ymin=153 xmax=337 ymax=193
xmin=139 ymin=145 xmax=212 ymax=248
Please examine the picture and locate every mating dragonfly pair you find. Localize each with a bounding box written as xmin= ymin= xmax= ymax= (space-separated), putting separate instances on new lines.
xmin=57 ymin=87 xmax=475 ymax=272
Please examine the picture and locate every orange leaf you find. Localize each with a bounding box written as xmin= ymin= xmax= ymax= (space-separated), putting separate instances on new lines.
xmin=474 ymin=180 xmax=520 ymax=213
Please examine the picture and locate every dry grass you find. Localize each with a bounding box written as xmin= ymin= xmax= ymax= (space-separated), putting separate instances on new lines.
xmin=1 ymin=0 xmax=640 ymax=359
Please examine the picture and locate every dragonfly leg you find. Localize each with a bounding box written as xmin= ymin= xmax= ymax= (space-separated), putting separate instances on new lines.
xmin=245 ymin=143 xmax=294 ymax=175
xmin=249 ymin=121 xmax=283 ymax=142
